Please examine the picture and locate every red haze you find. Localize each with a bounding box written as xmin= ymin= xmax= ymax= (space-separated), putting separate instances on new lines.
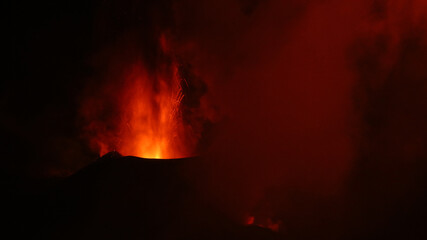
xmin=169 ymin=0 xmax=367 ymax=221
xmin=78 ymin=0 xmax=427 ymax=234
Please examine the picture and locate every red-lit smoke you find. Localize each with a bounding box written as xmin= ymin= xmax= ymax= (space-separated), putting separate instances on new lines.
xmin=79 ymin=0 xmax=427 ymax=234
xmin=169 ymin=0 xmax=427 ymax=227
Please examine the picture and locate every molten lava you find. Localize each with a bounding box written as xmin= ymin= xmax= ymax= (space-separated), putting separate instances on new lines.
xmin=83 ymin=36 xmax=198 ymax=159
xmin=113 ymin=62 xmax=187 ymax=159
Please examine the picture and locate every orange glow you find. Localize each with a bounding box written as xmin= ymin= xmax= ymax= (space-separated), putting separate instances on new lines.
xmin=84 ymin=36 xmax=198 ymax=159
xmin=113 ymin=62 xmax=188 ymax=159
xmin=93 ymin=60 xmax=195 ymax=159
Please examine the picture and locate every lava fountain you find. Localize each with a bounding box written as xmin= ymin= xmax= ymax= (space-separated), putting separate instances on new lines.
xmin=115 ymin=61 xmax=186 ymax=159
xmin=81 ymin=36 xmax=201 ymax=159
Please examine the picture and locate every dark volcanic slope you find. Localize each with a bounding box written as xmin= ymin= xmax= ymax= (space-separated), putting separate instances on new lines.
xmin=9 ymin=152 xmax=279 ymax=240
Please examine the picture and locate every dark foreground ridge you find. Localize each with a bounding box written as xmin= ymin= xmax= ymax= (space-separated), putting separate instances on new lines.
xmin=5 ymin=152 xmax=280 ymax=240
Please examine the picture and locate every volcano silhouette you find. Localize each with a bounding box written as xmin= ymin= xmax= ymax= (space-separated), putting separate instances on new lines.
xmin=9 ymin=152 xmax=279 ymax=240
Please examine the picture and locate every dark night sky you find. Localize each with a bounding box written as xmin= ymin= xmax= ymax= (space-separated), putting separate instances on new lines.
xmin=3 ymin=1 xmax=96 ymax=176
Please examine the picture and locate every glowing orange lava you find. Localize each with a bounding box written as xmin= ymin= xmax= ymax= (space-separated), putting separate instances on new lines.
xmin=115 ymin=62 xmax=187 ymax=159
xmin=81 ymin=33 xmax=204 ymax=159
xmin=85 ymin=57 xmax=196 ymax=159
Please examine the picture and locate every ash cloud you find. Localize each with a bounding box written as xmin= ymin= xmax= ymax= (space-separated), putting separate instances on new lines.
xmin=169 ymin=0 xmax=427 ymax=235
xmin=171 ymin=0 xmax=364 ymax=219
xmin=347 ymin=0 xmax=427 ymax=237
xmin=78 ymin=0 xmax=427 ymax=232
